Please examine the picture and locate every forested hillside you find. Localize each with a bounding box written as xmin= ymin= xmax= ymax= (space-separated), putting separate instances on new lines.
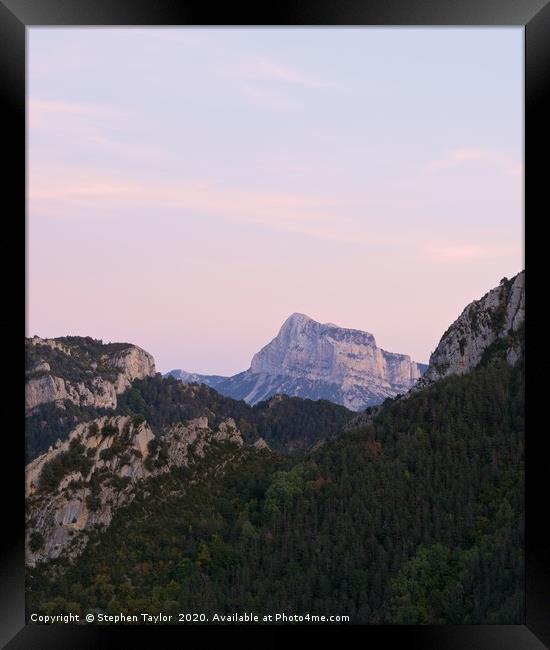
xmin=27 ymin=373 xmax=355 ymax=462
xmin=25 ymin=336 xmax=156 ymax=461
xmin=27 ymin=351 xmax=523 ymax=623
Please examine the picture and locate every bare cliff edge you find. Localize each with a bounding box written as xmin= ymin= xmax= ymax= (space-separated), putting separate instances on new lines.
xmin=25 ymin=336 xmax=156 ymax=414
xmin=168 ymin=314 xmax=427 ymax=411
xmin=417 ymin=270 xmax=524 ymax=388
xmin=25 ymin=415 xmax=244 ymax=566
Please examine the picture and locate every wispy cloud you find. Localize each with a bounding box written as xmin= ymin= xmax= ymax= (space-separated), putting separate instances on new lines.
xmin=239 ymin=84 xmax=301 ymax=110
xmin=28 ymin=168 xmax=356 ymax=243
xmin=28 ymin=97 xmax=135 ymax=140
xmin=421 ymin=241 xmax=516 ymax=264
xmin=27 ymin=99 xmax=122 ymax=130
xmin=29 ymin=98 xmax=114 ymax=116
xmin=28 ymin=96 xmax=169 ymax=164
xmin=423 ymin=147 xmax=522 ymax=177
xmin=232 ymin=57 xmax=329 ymax=108
xmin=239 ymin=57 xmax=326 ymax=88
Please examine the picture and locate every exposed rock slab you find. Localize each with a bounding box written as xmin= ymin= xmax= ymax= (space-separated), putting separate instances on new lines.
xmin=416 ymin=271 xmax=524 ymax=388
xmin=25 ymin=337 xmax=156 ymax=413
xmin=168 ymin=314 xmax=426 ymax=411
xmin=26 ymin=414 xmax=243 ymax=566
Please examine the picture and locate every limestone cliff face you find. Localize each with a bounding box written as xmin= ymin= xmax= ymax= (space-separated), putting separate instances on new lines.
xmin=417 ymin=271 xmax=524 ymax=387
xmin=26 ymin=415 xmax=243 ymax=566
xmin=168 ymin=314 xmax=426 ymax=411
xmin=25 ymin=373 xmax=119 ymax=412
xmin=112 ymin=346 xmax=157 ymax=393
xmin=252 ymin=313 xmax=422 ymax=386
xmin=25 ymin=337 xmax=156 ymax=413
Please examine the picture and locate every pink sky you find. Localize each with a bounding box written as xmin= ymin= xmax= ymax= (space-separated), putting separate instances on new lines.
xmin=27 ymin=28 xmax=523 ymax=373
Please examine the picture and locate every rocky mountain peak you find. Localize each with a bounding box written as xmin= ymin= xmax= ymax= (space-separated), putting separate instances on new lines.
xmin=250 ymin=314 xmax=379 ymax=379
xmin=278 ymin=313 xmax=377 ymax=344
xmin=417 ymin=270 xmax=524 ymax=387
xmin=282 ymin=312 xmax=314 ymax=328
xmin=168 ymin=314 xmax=425 ymax=411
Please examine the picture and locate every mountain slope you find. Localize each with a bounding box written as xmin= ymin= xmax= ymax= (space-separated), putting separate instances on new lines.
xmin=116 ymin=375 xmax=355 ymax=453
xmin=167 ymin=313 xmax=427 ymax=410
xmin=25 ymin=374 xmax=355 ymax=567
xmin=25 ymin=336 xmax=156 ymax=461
xmin=25 ymin=414 xmax=244 ymax=566
xmin=26 ymin=336 xmax=156 ymax=412
xmin=28 ymin=342 xmax=524 ymax=624
xmin=25 ymin=273 xmax=524 ymax=624
xmin=26 ymin=346 xmax=356 ymax=463
xmin=417 ymin=271 xmax=524 ymax=388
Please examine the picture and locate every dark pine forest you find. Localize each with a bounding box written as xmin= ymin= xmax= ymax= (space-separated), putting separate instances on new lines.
xmin=27 ymin=345 xmax=524 ymax=624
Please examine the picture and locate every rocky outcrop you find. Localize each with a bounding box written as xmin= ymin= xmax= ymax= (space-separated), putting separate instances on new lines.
xmin=26 ymin=414 xmax=243 ymax=566
xmin=28 ymin=337 xmax=72 ymax=356
xmin=112 ymin=346 xmax=157 ymax=393
xmin=25 ymin=373 xmax=119 ymax=412
xmin=167 ymin=314 xmax=426 ymax=411
xmin=417 ymin=271 xmax=524 ymax=388
xmin=253 ymin=437 xmax=270 ymax=450
xmin=25 ymin=337 xmax=156 ymax=413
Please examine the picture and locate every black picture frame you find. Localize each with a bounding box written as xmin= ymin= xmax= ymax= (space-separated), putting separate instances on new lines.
xmin=1 ymin=1 xmax=547 ymax=647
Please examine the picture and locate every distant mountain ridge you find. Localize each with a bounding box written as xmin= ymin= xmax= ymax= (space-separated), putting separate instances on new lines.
xmin=167 ymin=313 xmax=427 ymax=410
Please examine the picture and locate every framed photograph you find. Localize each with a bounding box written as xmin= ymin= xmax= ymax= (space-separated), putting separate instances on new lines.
xmin=1 ymin=1 xmax=548 ymax=647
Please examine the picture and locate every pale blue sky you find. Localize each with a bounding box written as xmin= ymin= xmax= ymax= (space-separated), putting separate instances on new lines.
xmin=28 ymin=28 xmax=523 ymax=374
